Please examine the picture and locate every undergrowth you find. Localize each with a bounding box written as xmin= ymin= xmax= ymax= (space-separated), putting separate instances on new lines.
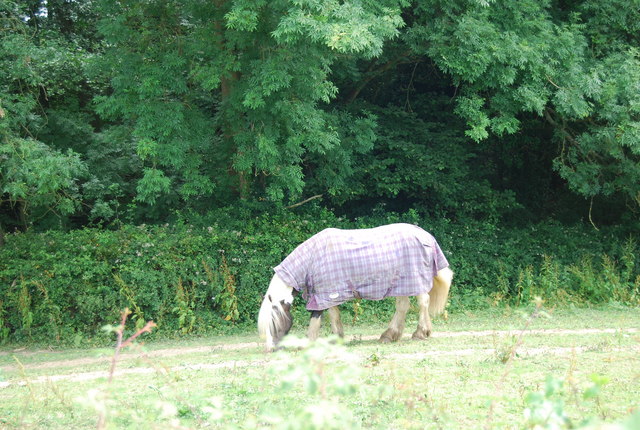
xmin=0 ymin=209 xmax=638 ymax=344
xmin=71 ymin=305 xmax=640 ymax=429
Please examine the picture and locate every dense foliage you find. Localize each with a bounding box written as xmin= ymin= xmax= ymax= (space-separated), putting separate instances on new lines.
xmin=0 ymin=208 xmax=637 ymax=343
xmin=1 ymin=1 xmax=639 ymax=342
xmin=1 ymin=0 xmax=639 ymax=233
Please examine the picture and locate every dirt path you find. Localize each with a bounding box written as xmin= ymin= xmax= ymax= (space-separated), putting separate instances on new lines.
xmin=1 ymin=327 xmax=638 ymax=389
xmin=2 ymin=327 xmax=637 ymax=370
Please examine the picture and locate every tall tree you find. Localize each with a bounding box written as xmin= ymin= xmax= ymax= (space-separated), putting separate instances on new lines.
xmin=93 ymin=0 xmax=407 ymax=204
xmin=0 ymin=1 xmax=87 ymax=243
xmin=401 ymin=0 xmax=640 ymax=212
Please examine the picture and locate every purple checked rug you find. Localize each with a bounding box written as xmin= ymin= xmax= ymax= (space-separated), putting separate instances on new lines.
xmin=274 ymin=223 xmax=449 ymax=311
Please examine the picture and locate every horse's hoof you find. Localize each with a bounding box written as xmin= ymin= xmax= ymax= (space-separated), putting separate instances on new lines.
xmin=379 ymin=328 xmax=401 ymax=343
xmin=411 ymin=329 xmax=431 ymax=340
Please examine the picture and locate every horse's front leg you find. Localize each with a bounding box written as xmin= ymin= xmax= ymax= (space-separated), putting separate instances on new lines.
xmin=412 ymin=293 xmax=432 ymax=340
xmin=380 ymin=296 xmax=410 ymax=343
xmin=327 ymin=306 xmax=344 ymax=338
xmin=307 ymin=310 xmax=324 ymax=341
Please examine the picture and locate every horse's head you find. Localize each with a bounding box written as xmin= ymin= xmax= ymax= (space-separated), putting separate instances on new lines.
xmin=258 ymin=275 xmax=294 ymax=352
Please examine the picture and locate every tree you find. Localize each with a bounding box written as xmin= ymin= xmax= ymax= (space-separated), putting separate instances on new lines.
xmin=0 ymin=1 xmax=87 ymax=244
xmin=0 ymin=138 xmax=85 ymax=243
xmin=401 ymin=0 xmax=640 ymax=212
xmin=4 ymin=0 xmax=640 ymax=229
xmin=93 ymin=0 xmax=407 ymax=205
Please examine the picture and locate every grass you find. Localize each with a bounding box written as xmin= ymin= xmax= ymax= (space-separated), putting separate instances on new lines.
xmin=0 ymin=304 xmax=639 ymax=429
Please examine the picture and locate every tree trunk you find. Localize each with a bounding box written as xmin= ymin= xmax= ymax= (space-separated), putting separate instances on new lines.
xmin=214 ymin=6 xmax=248 ymax=199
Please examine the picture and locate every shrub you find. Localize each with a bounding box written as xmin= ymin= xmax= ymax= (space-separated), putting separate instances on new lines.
xmin=0 ymin=208 xmax=637 ymax=343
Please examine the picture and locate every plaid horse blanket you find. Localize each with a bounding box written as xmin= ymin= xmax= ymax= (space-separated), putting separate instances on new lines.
xmin=274 ymin=223 xmax=449 ymax=311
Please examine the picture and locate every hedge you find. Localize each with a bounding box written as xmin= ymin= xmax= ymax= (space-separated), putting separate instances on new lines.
xmin=0 ymin=209 xmax=638 ymax=344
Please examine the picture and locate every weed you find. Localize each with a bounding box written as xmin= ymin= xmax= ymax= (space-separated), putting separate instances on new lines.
xmin=203 ymin=257 xmax=239 ymax=322
xmin=1 ymin=306 xmax=637 ymax=429
xmin=102 ymin=308 xmax=156 ymax=382
xmin=584 ymin=374 xmax=611 ymax=419
xmin=17 ymin=277 xmax=33 ymax=337
xmin=585 ymin=338 xmax=614 ymax=353
xmin=538 ymin=256 xmax=562 ymax=299
xmin=364 ymin=351 xmax=382 ymax=367
xmin=523 ymin=373 xmax=617 ymax=429
xmin=515 ymin=266 xmax=535 ymax=306
xmin=510 ymin=247 xmax=640 ymax=307
xmin=113 ymin=275 xmax=145 ymax=330
xmin=492 ymin=334 xmax=520 ymax=364
xmin=0 ymin=299 xmax=9 ymax=342
xmin=173 ymin=278 xmax=196 ymax=334
xmin=351 ymin=299 xmax=363 ymax=324
xmin=218 ymin=256 xmax=239 ymax=322
xmin=33 ymin=281 xmax=63 ymax=342
xmin=12 ymin=356 xmax=36 ymax=402
xmin=620 ymin=238 xmax=636 ymax=284
xmin=1 ymin=220 xmax=637 ymax=341
xmin=91 ymin=308 xmax=156 ymax=428
xmin=266 ymin=336 xmax=362 ymax=429
xmin=486 ymin=297 xmax=545 ymax=428
xmin=492 ymin=262 xmax=511 ymax=306
xmin=523 ymin=376 xmax=572 ymax=429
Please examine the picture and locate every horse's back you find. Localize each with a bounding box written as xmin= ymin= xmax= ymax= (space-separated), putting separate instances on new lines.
xmin=278 ymin=223 xmax=447 ymax=310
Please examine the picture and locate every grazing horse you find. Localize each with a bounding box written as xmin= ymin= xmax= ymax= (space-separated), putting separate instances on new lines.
xmin=258 ymin=223 xmax=453 ymax=352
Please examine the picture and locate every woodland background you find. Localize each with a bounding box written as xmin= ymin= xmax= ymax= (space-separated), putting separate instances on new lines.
xmin=0 ymin=0 xmax=638 ymax=343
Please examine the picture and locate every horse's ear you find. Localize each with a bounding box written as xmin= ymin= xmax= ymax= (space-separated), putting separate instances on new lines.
xmin=292 ymin=290 xmax=299 ymax=298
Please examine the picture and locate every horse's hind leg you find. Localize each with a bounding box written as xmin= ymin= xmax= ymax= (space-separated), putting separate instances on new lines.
xmin=328 ymin=306 xmax=344 ymax=338
xmin=307 ymin=310 xmax=323 ymax=341
xmin=412 ymin=293 xmax=432 ymax=340
xmin=380 ymin=296 xmax=410 ymax=343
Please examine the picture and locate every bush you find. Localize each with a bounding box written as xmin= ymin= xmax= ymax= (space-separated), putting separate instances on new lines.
xmin=0 ymin=209 xmax=344 ymax=343
xmin=0 ymin=208 xmax=637 ymax=344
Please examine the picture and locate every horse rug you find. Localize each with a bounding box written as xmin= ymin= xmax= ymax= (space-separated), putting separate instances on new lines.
xmin=273 ymin=223 xmax=449 ymax=311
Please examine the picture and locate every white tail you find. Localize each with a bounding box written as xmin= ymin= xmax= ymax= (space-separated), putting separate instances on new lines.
xmin=258 ymin=274 xmax=294 ymax=351
xmin=428 ymin=267 xmax=453 ymax=316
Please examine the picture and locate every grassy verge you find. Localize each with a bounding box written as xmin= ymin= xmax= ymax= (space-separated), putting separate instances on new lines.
xmin=0 ymin=304 xmax=638 ymax=429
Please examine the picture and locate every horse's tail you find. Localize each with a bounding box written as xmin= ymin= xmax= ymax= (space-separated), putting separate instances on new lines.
xmin=258 ymin=274 xmax=294 ymax=351
xmin=429 ymin=267 xmax=453 ymax=316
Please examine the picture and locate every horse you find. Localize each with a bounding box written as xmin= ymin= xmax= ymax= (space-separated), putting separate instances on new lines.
xmin=258 ymin=223 xmax=453 ymax=352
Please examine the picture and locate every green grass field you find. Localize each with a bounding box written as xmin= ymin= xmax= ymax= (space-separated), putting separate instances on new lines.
xmin=1 ymin=305 xmax=639 ymax=429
